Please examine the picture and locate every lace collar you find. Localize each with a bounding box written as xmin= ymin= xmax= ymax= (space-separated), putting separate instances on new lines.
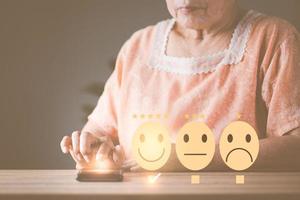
xmin=147 ymin=10 xmax=262 ymax=75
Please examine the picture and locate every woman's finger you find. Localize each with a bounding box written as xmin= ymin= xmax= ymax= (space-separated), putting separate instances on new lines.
xmin=121 ymin=158 xmax=143 ymax=172
xmin=96 ymin=142 xmax=112 ymax=161
xmin=75 ymin=163 xmax=84 ymax=170
xmin=79 ymin=132 xmax=96 ymax=163
xmin=71 ymin=131 xmax=85 ymax=162
xmin=96 ymin=135 xmax=115 ymax=149
xmin=69 ymin=148 xmax=83 ymax=164
xmin=130 ymin=165 xmax=143 ymax=172
xmin=70 ymin=149 xmax=94 ymax=169
xmin=75 ymin=160 xmax=94 ymax=170
xmin=122 ymin=159 xmax=136 ymax=168
xmin=112 ymin=145 xmax=125 ymax=167
xmin=60 ymin=136 xmax=71 ymax=153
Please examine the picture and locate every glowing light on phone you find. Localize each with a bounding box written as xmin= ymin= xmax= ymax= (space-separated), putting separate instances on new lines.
xmin=94 ymin=160 xmax=111 ymax=170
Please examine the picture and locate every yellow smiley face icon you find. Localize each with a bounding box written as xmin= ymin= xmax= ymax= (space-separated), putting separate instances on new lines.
xmin=132 ymin=121 xmax=171 ymax=171
xmin=219 ymin=121 xmax=259 ymax=171
xmin=176 ymin=122 xmax=215 ymax=171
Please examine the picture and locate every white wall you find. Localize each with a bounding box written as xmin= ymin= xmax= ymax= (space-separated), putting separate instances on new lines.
xmin=0 ymin=0 xmax=299 ymax=169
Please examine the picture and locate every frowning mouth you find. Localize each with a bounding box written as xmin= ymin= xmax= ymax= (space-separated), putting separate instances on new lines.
xmin=226 ymin=148 xmax=253 ymax=162
xmin=138 ymin=148 xmax=165 ymax=162
xmin=184 ymin=153 xmax=207 ymax=156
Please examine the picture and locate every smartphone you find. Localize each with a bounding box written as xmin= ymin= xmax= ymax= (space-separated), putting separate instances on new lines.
xmin=76 ymin=169 xmax=123 ymax=182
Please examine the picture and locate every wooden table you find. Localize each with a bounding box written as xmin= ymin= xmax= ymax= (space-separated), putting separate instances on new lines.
xmin=0 ymin=170 xmax=299 ymax=200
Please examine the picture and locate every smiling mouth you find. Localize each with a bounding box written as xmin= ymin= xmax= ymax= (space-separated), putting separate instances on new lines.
xmin=177 ymin=6 xmax=206 ymax=11
xmin=184 ymin=153 xmax=207 ymax=156
xmin=177 ymin=7 xmax=197 ymax=13
xmin=138 ymin=148 xmax=165 ymax=162
xmin=225 ymin=148 xmax=253 ymax=162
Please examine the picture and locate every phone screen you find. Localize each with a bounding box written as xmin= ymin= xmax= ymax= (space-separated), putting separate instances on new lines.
xmin=76 ymin=169 xmax=123 ymax=182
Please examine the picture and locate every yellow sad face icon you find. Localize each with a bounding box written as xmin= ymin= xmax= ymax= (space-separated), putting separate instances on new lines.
xmin=132 ymin=121 xmax=171 ymax=171
xmin=176 ymin=122 xmax=215 ymax=171
xmin=219 ymin=121 xmax=259 ymax=171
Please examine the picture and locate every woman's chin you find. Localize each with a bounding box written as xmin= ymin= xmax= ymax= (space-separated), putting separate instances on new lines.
xmin=176 ymin=16 xmax=208 ymax=30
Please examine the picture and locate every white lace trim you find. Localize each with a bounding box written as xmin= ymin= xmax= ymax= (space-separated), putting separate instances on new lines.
xmin=148 ymin=10 xmax=262 ymax=75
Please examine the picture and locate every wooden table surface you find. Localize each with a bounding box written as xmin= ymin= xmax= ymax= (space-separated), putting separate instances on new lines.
xmin=0 ymin=170 xmax=299 ymax=200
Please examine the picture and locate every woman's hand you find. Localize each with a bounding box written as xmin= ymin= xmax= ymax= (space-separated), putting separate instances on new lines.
xmin=122 ymin=159 xmax=142 ymax=172
xmin=60 ymin=131 xmax=125 ymax=170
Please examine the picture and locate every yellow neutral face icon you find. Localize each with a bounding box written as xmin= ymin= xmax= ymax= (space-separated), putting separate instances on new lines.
xmin=132 ymin=121 xmax=171 ymax=171
xmin=176 ymin=122 xmax=215 ymax=171
xmin=219 ymin=121 xmax=259 ymax=171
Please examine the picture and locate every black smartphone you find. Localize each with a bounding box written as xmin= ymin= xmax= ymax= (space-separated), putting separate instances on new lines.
xmin=76 ymin=169 xmax=123 ymax=182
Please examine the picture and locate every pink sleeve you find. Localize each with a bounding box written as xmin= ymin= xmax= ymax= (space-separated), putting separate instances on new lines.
xmin=87 ymin=43 xmax=127 ymax=138
xmin=262 ymin=30 xmax=300 ymax=137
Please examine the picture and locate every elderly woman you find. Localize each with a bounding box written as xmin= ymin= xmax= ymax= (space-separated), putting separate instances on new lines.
xmin=60 ymin=0 xmax=300 ymax=171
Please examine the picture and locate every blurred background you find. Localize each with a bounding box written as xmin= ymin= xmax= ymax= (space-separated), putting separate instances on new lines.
xmin=0 ymin=0 xmax=299 ymax=169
